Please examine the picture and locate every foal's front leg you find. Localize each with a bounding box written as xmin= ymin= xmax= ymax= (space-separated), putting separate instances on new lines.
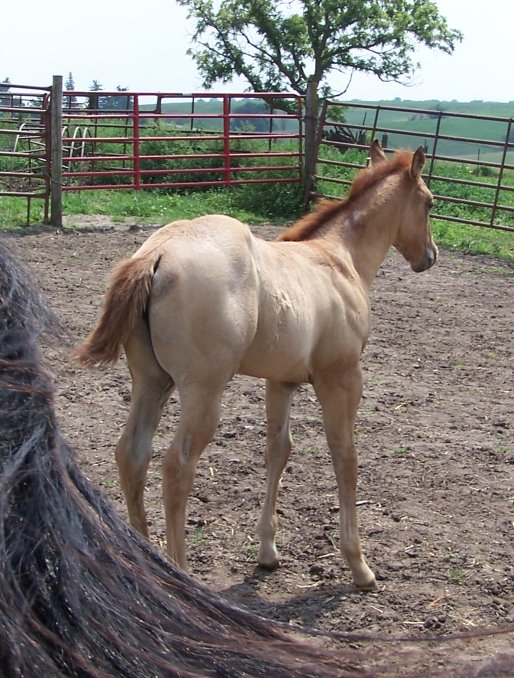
xmin=257 ymin=379 xmax=298 ymax=568
xmin=314 ymin=365 xmax=377 ymax=590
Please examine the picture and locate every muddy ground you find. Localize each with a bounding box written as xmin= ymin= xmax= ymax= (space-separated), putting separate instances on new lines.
xmin=4 ymin=215 xmax=513 ymax=676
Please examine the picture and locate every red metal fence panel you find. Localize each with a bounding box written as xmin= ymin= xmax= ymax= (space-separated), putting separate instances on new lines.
xmin=59 ymin=91 xmax=304 ymax=192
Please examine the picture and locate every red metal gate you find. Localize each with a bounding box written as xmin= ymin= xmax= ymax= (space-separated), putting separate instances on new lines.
xmin=59 ymin=90 xmax=304 ymax=192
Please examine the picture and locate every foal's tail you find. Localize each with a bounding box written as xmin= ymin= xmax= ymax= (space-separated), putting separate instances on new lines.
xmin=75 ymin=253 xmax=160 ymax=367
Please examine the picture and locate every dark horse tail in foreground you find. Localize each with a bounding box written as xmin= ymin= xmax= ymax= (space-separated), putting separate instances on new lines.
xmin=0 ymin=240 xmax=348 ymax=677
xmin=0 ymin=238 xmax=512 ymax=677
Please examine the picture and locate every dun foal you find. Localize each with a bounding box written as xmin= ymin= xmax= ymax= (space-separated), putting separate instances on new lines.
xmin=77 ymin=141 xmax=437 ymax=590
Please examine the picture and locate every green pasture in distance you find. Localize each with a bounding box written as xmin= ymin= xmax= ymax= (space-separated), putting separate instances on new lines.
xmin=140 ymin=98 xmax=514 ymax=156
xmin=345 ymin=99 xmax=514 ymax=118
xmin=340 ymin=99 xmax=514 ymax=161
xmin=139 ymin=97 xmax=300 ymax=133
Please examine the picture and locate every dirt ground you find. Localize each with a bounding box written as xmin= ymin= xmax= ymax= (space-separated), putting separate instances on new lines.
xmin=5 ymin=215 xmax=513 ymax=676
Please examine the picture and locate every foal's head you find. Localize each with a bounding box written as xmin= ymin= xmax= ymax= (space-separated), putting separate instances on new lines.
xmin=370 ymin=140 xmax=438 ymax=273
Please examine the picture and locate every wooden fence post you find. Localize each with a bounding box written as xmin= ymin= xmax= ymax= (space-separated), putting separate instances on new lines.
xmin=50 ymin=75 xmax=63 ymax=227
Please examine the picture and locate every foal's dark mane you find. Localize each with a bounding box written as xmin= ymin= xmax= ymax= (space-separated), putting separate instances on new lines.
xmin=278 ymin=150 xmax=414 ymax=242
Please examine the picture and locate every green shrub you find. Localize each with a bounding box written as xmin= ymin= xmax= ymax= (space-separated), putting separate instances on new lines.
xmin=232 ymin=181 xmax=303 ymax=220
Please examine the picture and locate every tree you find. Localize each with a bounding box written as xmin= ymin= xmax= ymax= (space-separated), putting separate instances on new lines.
xmin=177 ymin=0 xmax=461 ymax=178
xmin=65 ymin=72 xmax=75 ymax=90
xmin=177 ymin=0 xmax=461 ymax=100
xmin=109 ymin=85 xmax=131 ymax=111
xmin=87 ymin=82 xmax=131 ymax=111
xmin=64 ymin=72 xmax=79 ymax=110
xmin=87 ymin=80 xmax=103 ymax=112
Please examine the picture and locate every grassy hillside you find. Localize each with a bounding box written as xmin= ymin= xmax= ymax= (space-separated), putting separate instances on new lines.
xmin=339 ymin=99 xmax=514 ymax=161
xmin=347 ymin=99 xmax=514 ymax=117
xmin=140 ymin=97 xmax=299 ymax=133
xmin=141 ymin=97 xmax=514 ymax=161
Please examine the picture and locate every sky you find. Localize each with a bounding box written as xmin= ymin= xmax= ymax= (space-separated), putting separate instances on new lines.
xmin=1 ymin=1 xmax=513 ymax=103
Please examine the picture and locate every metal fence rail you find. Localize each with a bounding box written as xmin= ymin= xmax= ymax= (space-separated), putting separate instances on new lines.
xmin=2 ymin=78 xmax=514 ymax=235
xmin=59 ymin=91 xmax=304 ymax=192
xmin=311 ymin=99 xmax=514 ymax=233
xmin=0 ymin=83 xmax=51 ymax=222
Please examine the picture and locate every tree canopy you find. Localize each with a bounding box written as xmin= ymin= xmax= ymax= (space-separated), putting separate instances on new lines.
xmin=177 ymin=0 xmax=462 ymax=96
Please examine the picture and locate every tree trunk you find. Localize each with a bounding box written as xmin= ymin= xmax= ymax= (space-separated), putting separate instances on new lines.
xmin=304 ymin=80 xmax=320 ymax=201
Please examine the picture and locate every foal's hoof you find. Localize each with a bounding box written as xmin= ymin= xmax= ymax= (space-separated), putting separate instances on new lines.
xmin=257 ymin=552 xmax=280 ymax=571
xmin=355 ymin=577 xmax=378 ymax=592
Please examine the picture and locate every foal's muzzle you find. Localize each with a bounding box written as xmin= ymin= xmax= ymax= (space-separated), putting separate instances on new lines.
xmin=411 ymin=243 xmax=438 ymax=273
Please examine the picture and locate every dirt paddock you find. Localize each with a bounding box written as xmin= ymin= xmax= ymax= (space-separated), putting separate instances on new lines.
xmin=5 ymin=216 xmax=513 ymax=675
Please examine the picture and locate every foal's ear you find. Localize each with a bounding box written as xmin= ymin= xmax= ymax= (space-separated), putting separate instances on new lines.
xmin=410 ymin=146 xmax=425 ymax=180
xmin=369 ymin=139 xmax=387 ymax=165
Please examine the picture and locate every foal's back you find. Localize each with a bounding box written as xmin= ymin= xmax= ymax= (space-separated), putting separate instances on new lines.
xmin=146 ymin=214 xmax=369 ymax=386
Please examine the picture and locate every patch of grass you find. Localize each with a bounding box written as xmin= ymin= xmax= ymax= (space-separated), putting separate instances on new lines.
xmin=63 ymin=189 xmax=266 ymax=226
xmin=0 ymin=186 xmax=301 ymax=231
xmin=494 ymin=430 xmax=512 ymax=456
xmin=449 ymin=568 xmax=467 ymax=583
xmin=1 ymin=180 xmax=512 ymax=264
xmin=244 ymin=543 xmax=259 ymax=561
xmin=0 ymin=197 xmax=47 ymax=228
xmin=432 ymin=220 xmax=514 ymax=263
xmin=299 ymin=446 xmax=318 ymax=457
xmin=189 ymin=526 xmax=208 ymax=549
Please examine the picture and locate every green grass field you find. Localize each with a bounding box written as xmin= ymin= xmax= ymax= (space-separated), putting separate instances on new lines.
xmin=0 ymin=185 xmax=512 ymax=263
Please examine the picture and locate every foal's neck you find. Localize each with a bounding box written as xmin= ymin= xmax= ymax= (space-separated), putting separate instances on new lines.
xmin=332 ymin=187 xmax=400 ymax=287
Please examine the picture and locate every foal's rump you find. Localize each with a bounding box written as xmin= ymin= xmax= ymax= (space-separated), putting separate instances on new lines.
xmin=146 ymin=217 xmax=261 ymax=380
xmin=75 ymin=215 xmax=260 ymax=373
xmin=75 ymin=254 xmax=158 ymax=366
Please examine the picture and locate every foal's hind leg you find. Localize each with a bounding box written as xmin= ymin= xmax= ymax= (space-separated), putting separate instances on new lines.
xmin=314 ymin=365 xmax=377 ymax=590
xmin=116 ymin=319 xmax=174 ymax=537
xmin=257 ymin=380 xmax=298 ymax=569
xmin=162 ymin=381 xmax=226 ymax=570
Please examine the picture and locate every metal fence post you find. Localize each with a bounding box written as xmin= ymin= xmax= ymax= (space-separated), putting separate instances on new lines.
xmin=304 ymin=80 xmax=319 ymax=189
xmin=490 ymin=118 xmax=512 ymax=227
xmin=223 ymin=95 xmax=231 ymax=185
xmin=133 ymin=94 xmax=140 ymax=190
xmin=50 ymin=75 xmax=63 ymax=227
xmin=426 ymin=111 xmax=443 ymax=187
